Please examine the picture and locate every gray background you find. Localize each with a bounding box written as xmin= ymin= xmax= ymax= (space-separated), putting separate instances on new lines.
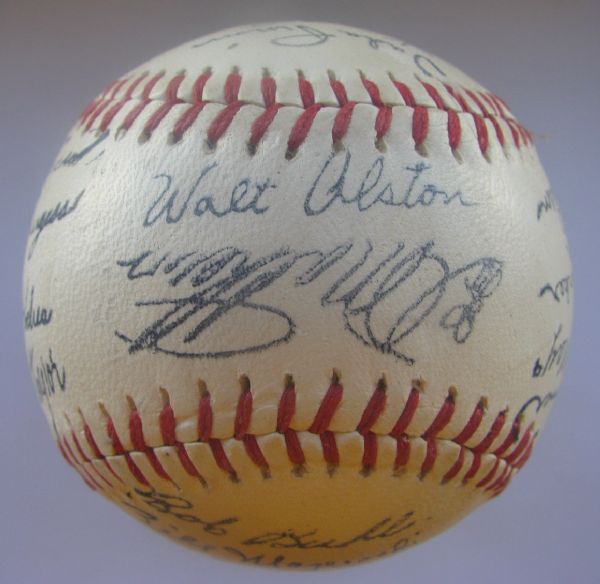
xmin=1 ymin=1 xmax=598 ymax=582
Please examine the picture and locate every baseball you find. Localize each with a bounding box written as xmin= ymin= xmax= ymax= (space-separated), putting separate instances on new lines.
xmin=24 ymin=22 xmax=572 ymax=568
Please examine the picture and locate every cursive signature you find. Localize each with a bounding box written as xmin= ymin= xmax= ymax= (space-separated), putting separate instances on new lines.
xmin=516 ymin=391 xmax=558 ymax=420
xmin=143 ymin=162 xmax=274 ymax=227
xmin=24 ymin=286 xmax=53 ymax=330
xmin=28 ymin=190 xmax=85 ymax=258
xmin=53 ymin=131 xmax=107 ymax=169
xmin=336 ymin=29 xmax=406 ymax=53
xmin=122 ymin=488 xmax=239 ymax=535
xmin=33 ymin=349 xmax=66 ymax=398
xmin=532 ymin=325 xmax=569 ymax=378
xmin=537 ymin=189 xmax=558 ymax=220
xmin=189 ymin=25 xmax=447 ymax=78
xmin=539 ymin=275 xmax=572 ymax=304
xmin=192 ymin=24 xmax=334 ymax=49
xmin=115 ymin=239 xmax=502 ymax=365
xmin=304 ymin=152 xmax=474 ymax=216
xmin=242 ymin=513 xmax=416 ymax=551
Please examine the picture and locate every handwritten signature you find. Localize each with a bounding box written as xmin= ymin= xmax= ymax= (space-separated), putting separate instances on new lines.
xmin=122 ymin=488 xmax=239 ymax=535
xmin=33 ymin=349 xmax=66 ymax=398
xmin=115 ymin=239 xmax=502 ymax=365
xmin=537 ymin=189 xmax=559 ymax=220
xmin=143 ymin=162 xmax=274 ymax=227
xmin=53 ymin=131 xmax=107 ymax=170
xmin=28 ymin=190 xmax=85 ymax=259
xmin=532 ymin=325 xmax=569 ymax=378
xmin=24 ymin=286 xmax=53 ymax=330
xmin=539 ymin=275 xmax=572 ymax=304
xmin=516 ymin=391 xmax=558 ymax=420
xmin=192 ymin=24 xmax=334 ymax=48
xmin=305 ymin=152 xmax=474 ymax=216
xmin=242 ymin=513 xmax=416 ymax=552
xmin=190 ymin=25 xmax=446 ymax=78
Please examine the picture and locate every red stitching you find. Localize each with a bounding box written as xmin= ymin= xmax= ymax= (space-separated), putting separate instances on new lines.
xmin=389 ymin=383 xmax=421 ymax=438
xmin=362 ymin=432 xmax=378 ymax=471
xmin=276 ymin=380 xmax=296 ymax=433
xmin=394 ymin=434 xmax=411 ymax=469
xmin=412 ymin=107 xmax=429 ymax=150
xmin=119 ymin=72 xmax=164 ymax=133
xmin=375 ymin=107 xmax=393 ymax=143
xmin=197 ymin=386 xmax=213 ymax=442
xmin=106 ymin=414 xmax=149 ymax=486
xmin=129 ymin=410 xmax=171 ymax=481
xmin=422 ymin=81 xmax=461 ymax=152
xmin=486 ymin=463 xmax=511 ymax=493
xmin=391 ymin=80 xmax=431 ymax=150
xmin=84 ymin=77 xmax=130 ymax=131
xmin=332 ymin=103 xmax=356 ymax=147
xmin=234 ymin=380 xmax=270 ymax=475
xmin=453 ymin=398 xmax=486 ymax=444
xmin=421 ymin=438 xmax=437 ymax=478
xmin=320 ymin=431 xmax=339 ymax=469
xmin=362 ymin=76 xmax=393 ymax=145
xmin=142 ymin=73 xmax=185 ymax=140
xmin=479 ymin=91 xmax=500 ymax=116
xmin=58 ymin=380 xmax=539 ymax=496
xmin=159 ymin=401 xmax=177 ymax=445
xmin=80 ymin=79 xmax=121 ymax=126
xmin=442 ymin=446 xmax=465 ymax=483
xmin=356 ymin=380 xmax=387 ymax=435
xmin=83 ymin=418 xmax=124 ymax=483
xmin=79 ymin=79 xmax=117 ymax=124
xmin=160 ymin=396 xmax=205 ymax=484
xmin=330 ymin=78 xmax=348 ymax=105
xmin=283 ymin=429 xmax=305 ymax=468
xmin=171 ymin=71 xmax=211 ymax=143
xmin=79 ymin=71 xmax=531 ymax=157
xmin=443 ymin=84 xmax=493 ymax=155
xmin=490 ymin=92 xmax=532 ymax=145
xmin=445 ymin=84 xmax=519 ymax=153
xmin=472 ymin=409 xmax=506 ymax=454
xmin=513 ymin=436 xmax=535 ymax=470
xmin=70 ymin=428 xmax=113 ymax=488
xmin=421 ymin=388 xmax=455 ymax=441
xmin=234 ymin=380 xmax=252 ymax=439
xmin=59 ymin=435 xmax=100 ymax=491
xmin=248 ymin=77 xmax=282 ymax=152
xmin=463 ymin=452 xmax=482 ymax=484
xmin=210 ymin=439 xmax=238 ymax=481
xmin=493 ymin=415 xmax=521 ymax=457
xmin=100 ymin=73 xmax=148 ymax=132
xmin=503 ymin=424 xmax=533 ymax=465
xmin=476 ymin=457 xmax=500 ymax=488
xmin=392 ymin=80 xmax=417 ymax=107
xmin=129 ymin=406 xmax=172 ymax=482
xmin=287 ymin=82 xmax=322 ymax=159
xmin=243 ymin=435 xmax=270 ymax=476
xmin=308 ymin=380 xmax=343 ymax=434
xmin=206 ymin=72 xmax=245 ymax=147
xmin=464 ymin=89 xmax=506 ymax=149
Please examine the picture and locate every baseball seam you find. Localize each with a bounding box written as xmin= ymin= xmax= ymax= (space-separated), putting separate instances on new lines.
xmin=57 ymin=378 xmax=535 ymax=499
xmin=79 ymin=70 xmax=532 ymax=158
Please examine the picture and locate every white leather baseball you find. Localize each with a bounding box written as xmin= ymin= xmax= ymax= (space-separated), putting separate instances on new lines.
xmin=24 ymin=22 xmax=572 ymax=568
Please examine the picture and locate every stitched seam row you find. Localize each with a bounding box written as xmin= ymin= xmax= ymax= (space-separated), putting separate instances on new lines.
xmin=79 ymin=71 xmax=533 ymax=156
xmin=57 ymin=382 xmax=535 ymax=497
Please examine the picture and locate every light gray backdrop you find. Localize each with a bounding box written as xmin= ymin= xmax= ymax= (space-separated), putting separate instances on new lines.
xmin=1 ymin=1 xmax=598 ymax=583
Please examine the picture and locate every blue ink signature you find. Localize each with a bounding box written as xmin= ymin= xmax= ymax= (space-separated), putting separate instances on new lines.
xmin=305 ymin=152 xmax=475 ymax=216
xmin=115 ymin=240 xmax=502 ymax=365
